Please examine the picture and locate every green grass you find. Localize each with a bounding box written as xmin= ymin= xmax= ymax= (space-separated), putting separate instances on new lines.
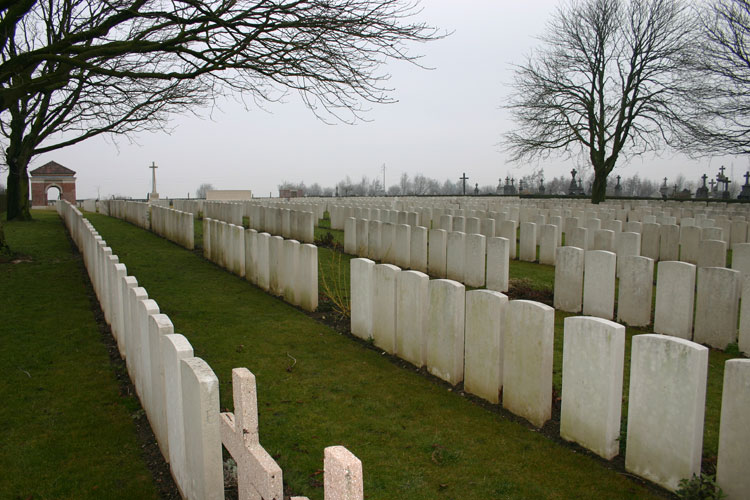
xmin=0 ymin=211 xmax=160 ymax=500
xmin=83 ymin=212 xmax=666 ymax=500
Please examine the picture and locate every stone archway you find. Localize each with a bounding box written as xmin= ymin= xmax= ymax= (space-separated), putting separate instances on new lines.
xmin=46 ymin=184 xmax=62 ymax=204
xmin=30 ymin=161 xmax=77 ymax=207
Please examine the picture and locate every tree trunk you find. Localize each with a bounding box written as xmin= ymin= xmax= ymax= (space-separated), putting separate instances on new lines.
xmin=0 ymin=218 xmax=10 ymax=257
xmin=591 ymin=169 xmax=608 ymax=204
xmin=6 ymin=150 xmax=32 ymax=221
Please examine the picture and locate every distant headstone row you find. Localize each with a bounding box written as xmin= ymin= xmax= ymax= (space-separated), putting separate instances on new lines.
xmin=203 ymin=218 xmax=318 ymax=312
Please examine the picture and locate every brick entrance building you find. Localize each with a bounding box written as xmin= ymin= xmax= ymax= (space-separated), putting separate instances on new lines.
xmin=30 ymin=161 xmax=77 ymax=207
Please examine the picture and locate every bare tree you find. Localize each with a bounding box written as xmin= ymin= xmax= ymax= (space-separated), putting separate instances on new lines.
xmin=504 ymin=0 xmax=697 ymax=203
xmin=195 ymin=183 xmax=215 ymax=199
xmin=1 ymin=0 xmax=442 ymax=221
xmin=677 ymin=0 xmax=750 ymax=154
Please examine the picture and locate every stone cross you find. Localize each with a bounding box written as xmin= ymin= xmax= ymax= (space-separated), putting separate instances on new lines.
xmin=744 ymin=171 xmax=750 ymax=186
xmin=460 ymin=173 xmax=469 ymax=195
xmin=701 ymin=174 xmax=708 ymax=187
xmin=149 ymin=162 xmax=158 ymax=195
xmin=220 ymin=368 xmax=283 ymax=500
xmin=719 ymin=165 xmax=727 ymax=177
xmin=663 ymin=177 xmax=668 ymax=187
xmin=710 ymin=179 xmax=716 ymax=190
xmin=571 ymin=168 xmax=577 ymax=179
xmin=616 ymin=175 xmax=621 ymax=186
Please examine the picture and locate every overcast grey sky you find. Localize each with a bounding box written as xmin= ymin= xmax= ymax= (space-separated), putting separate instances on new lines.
xmin=36 ymin=0 xmax=747 ymax=200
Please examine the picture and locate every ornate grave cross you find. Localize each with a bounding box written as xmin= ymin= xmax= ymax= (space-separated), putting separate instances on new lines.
xmin=744 ymin=171 xmax=750 ymax=187
xmin=571 ymin=168 xmax=577 ymax=180
xmin=220 ymin=368 xmax=283 ymax=500
xmin=460 ymin=172 xmax=469 ymax=195
xmin=663 ymin=177 xmax=668 ymax=187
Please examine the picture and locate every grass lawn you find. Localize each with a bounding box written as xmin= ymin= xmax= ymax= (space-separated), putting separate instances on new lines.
xmin=0 ymin=211 xmax=161 ymax=500
xmin=85 ymin=212 xmax=669 ymax=500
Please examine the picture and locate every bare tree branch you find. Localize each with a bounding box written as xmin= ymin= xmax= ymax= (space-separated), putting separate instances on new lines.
xmin=675 ymin=0 xmax=750 ymax=155
xmin=1 ymin=0 xmax=444 ymax=220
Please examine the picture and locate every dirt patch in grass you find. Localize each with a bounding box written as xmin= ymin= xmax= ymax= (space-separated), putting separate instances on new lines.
xmin=506 ymin=277 xmax=554 ymax=306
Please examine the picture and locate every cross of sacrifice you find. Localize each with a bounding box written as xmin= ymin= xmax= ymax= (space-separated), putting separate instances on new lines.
xmin=149 ymin=162 xmax=158 ymax=194
xmin=220 ymin=368 xmax=283 ymax=500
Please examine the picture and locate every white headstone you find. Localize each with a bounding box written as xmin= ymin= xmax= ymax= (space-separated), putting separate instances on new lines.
xmin=503 ymin=300 xmax=554 ymax=428
xmin=625 ymin=335 xmax=708 ymax=492
xmin=446 ymin=231 xmax=466 ymax=283
xmin=426 ymin=279 xmax=465 ymax=385
xmin=464 ymin=233 xmax=486 ymax=287
xmin=427 ymin=229 xmax=447 ymax=278
xmin=324 ymin=446 xmax=364 ymax=500
xmin=583 ymin=250 xmax=616 ymax=320
xmin=693 ymin=266 xmax=740 ymax=349
xmin=162 ymin=333 xmax=194 ymax=496
xmin=395 ymin=270 xmax=429 ymax=367
xmin=538 ymin=224 xmax=558 ymax=265
xmin=181 ymin=357 xmax=224 ymax=500
xmin=653 ymin=261 xmax=696 ymax=339
xmin=486 ymin=237 xmax=510 ymax=293
xmin=464 ymin=290 xmax=507 ymax=404
xmin=372 ymin=264 xmax=400 ymax=354
xmin=616 ymin=256 xmax=654 ymax=327
xmin=554 ymin=247 xmax=584 ymax=313
xmin=716 ymin=359 xmax=750 ymax=499
xmin=519 ymin=222 xmax=537 ymax=262
xmin=561 ymin=316 xmax=625 ymax=460
xmin=350 ymin=258 xmax=375 ymax=340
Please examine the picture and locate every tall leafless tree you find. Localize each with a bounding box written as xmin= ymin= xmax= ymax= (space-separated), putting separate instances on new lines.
xmin=0 ymin=0 xmax=441 ymax=221
xmin=503 ymin=0 xmax=697 ymax=203
xmin=677 ymin=0 xmax=750 ymax=155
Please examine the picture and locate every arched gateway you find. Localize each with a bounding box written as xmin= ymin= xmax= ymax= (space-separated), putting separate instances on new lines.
xmin=30 ymin=161 xmax=77 ymax=207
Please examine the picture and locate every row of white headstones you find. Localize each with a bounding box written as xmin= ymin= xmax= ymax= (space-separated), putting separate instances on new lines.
xmin=350 ymin=257 xmax=749 ymax=496
xmin=344 ymin=212 xmax=750 ymax=353
xmin=57 ymin=200 xmax=360 ymax=500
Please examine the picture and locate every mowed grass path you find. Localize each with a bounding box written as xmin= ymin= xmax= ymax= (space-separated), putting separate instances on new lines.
xmin=0 ymin=211 xmax=160 ymax=499
xmin=86 ymin=212 xmax=666 ymax=500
